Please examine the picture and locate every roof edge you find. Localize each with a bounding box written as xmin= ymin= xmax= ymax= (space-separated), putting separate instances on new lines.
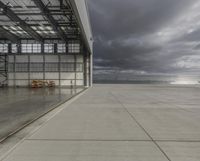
xmin=69 ymin=0 xmax=93 ymax=54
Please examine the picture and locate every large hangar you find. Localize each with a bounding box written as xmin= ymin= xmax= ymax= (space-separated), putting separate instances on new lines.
xmin=0 ymin=0 xmax=93 ymax=87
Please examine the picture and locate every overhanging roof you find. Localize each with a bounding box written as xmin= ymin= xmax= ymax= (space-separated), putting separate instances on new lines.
xmin=0 ymin=0 xmax=93 ymax=53
xmin=0 ymin=0 xmax=81 ymax=41
xmin=69 ymin=0 xmax=93 ymax=53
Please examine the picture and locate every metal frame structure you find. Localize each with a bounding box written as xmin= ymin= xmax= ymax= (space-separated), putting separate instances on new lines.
xmin=0 ymin=51 xmax=8 ymax=86
xmin=0 ymin=0 xmax=92 ymax=87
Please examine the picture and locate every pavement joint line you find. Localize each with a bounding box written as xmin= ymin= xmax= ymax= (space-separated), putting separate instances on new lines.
xmin=109 ymin=92 xmax=172 ymax=161
xmin=26 ymin=139 xmax=153 ymax=142
xmin=25 ymin=139 xmax=200 ymax=142
xmin=0 ymin=88 xmax=89 ymax=161
xmin=155 ymin=140 xmax=200 ymax=142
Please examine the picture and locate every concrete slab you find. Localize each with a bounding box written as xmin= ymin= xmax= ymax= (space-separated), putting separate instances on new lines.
xmin=3 ymin=141 xmax=169 ymax=161
xmin=29 ymin=106 xmax=150 ymax=140
xmin=157 ymin=142 xmax=200 ymax=161
xmin=125 ymin=107 xmax=200 ymax=141
xmin=2 ymin=84 xmax=200 ymax=161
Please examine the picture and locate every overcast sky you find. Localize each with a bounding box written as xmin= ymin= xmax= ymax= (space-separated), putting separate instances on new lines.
xmin=88 ymin=0 xmax=200 ymax=76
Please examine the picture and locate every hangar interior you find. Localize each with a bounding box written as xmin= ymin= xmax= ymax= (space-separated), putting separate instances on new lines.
xmin=0 ymin=0 xmax=92 ymax=88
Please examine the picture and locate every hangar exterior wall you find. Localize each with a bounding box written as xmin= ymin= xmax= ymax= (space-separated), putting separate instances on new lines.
xmin=70 ymin=0 xmax=93 ymax=52
xmin=70 ymin=0 xmax=93 ymax=86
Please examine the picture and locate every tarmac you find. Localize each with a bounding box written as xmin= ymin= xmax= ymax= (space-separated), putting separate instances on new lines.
xmin=1 ymin=84 xmax=200 ymax=161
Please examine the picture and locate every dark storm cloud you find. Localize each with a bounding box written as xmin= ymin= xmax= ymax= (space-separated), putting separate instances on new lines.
xmin=88 ymin=0 xmax=200 ymax=74
xmin=194 ymin=44 xmax=200 ymax=50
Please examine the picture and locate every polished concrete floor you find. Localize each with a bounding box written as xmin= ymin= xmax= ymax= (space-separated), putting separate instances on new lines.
xmin=0 ymin=87 xmax=83 ymax=141
xmin=2 ymin=84 xmax=200 ymax=161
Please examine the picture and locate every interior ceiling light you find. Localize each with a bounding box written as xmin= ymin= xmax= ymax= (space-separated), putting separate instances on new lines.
xmin=31 ymin=26 xmax=37 ymax=30
xmin=36 ymin=31 xmax=42 ymax=34
xmin=50 ymin=31 xmax=56 ymax=34
xmin=10 ymin=26 xmax=17 ymax=30
xmin=39 ymin=26 xmax=45 ymax=30
xmin=45 ymin=26 xmax=52 ymax=30
xmin=3 ymin=26 xmax=9 ymax=30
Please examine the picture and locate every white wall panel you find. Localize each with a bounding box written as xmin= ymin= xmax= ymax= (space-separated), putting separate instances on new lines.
xmin=16 ymin=56 xmax=28 ymax=62
xmin=8 ymin=56 xmax=14 ymax=62
xmin=60 ymin=55 xmax=74 ymax=62
xmin=30 ymin=55 xmax=43 ymax=62
xmin=15 ymin=73 xmax=28 ymax=79
xmin=15 ymin=80 xmax=29 ymax=86
xmin=30 ymin=73 xmax=43 ymax=79
xmin=45 ymin=73 xmax=59 ymax=79
xmin=60 ymin=73 xmax=75 ymax=79
xmin=60 ymin=80 xmax=74 ymax=86
xmin=45 ymin=55 xmax=58 ymax=62
xmin=8 ymin=73 xmax=14 ymax=79
xmin=76 ymin=73 xmax=83 ymax=79
xmin=77 ymin=55 xmax=83 ymax=62
xmin=76 ymin=80 xmax=84 ymax=86
xmin=8 ymin=80 xmax=14 ymax=86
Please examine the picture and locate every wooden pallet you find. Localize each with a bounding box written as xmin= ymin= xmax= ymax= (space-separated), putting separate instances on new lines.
xmin=31 ymin=80 xmax=55 ymax=88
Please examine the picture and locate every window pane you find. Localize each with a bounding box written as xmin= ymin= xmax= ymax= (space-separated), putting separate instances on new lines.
xmin=33 ymin=44 xmax=41 ymax=53
xmin=68 ymin=42 xmax=80 ymax=53
xmin=0 ymin=44 xmax=8 ymax=53
xmin=12 ymin=44 xmax=17 ymax=53
xmin=57 ymin=44 xmax=66 ymax=53
xmin=44 ymin=44 xmax=54 ymax=53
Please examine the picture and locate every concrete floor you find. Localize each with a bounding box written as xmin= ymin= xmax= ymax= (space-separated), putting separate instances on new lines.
xmin=0 ymin=87 xmax=83 ymax=141
xmin=2 ymin=84 xmax=200 ymax=161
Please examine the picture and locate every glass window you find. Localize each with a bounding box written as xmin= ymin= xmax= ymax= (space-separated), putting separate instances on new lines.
xmin=27 ymin=44 xmax=32 ymax=53
xmin=57 ymin=44 xmax=66 ymax=53
xmin=21 ymin=44 xmax=32 ymax=53
xmin=33 ymin=44 xmax=41 ymax=53
xmin=0 ymin=44 xmax=8 ymax=53
xmin=12 ymin=44 xmax=18 ymax=53
xmin=21 ymin=44 xmax=41 ymax=53
xmin=68 ymin=43 xmax=80 ymax=53
xmin=44 ymin=44 xmax=54 ymax=53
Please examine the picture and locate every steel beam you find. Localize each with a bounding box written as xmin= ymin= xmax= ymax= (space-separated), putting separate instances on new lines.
xmin=32 ymin=0 xmax=68 ymax=43
xmin=0 ymin=1 xmax=43 ymax=42
xmin=0 ymin=26 xmax=19 ymax=42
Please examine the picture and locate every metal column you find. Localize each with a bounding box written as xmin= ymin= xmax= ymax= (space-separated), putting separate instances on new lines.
xmin=0 ymin=52 xmax=8 ymax=87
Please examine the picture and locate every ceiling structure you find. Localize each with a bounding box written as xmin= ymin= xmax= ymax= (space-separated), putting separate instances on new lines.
xmin=0 ymin=0 xmax=81 ymax=42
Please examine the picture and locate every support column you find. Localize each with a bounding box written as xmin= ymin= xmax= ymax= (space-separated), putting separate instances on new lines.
xmin=14 ymin=42 xmax=21 ymax=87
xmin=74 ymin=54 xmax=77 ymax=88
xmin=54 ymin=43 xmax=60 ymax=87
xmin=90 ymin=53 xmax=93 ymax=86
xmin=28 ymin=46 xmax=31 ymax=87
xmin=42 ymin=42 xmax=45 ymax=81
xmin=7 ymin=43 xmax=12 ymax=86
xmin=83 ymin=53 xmax=87 ymax=87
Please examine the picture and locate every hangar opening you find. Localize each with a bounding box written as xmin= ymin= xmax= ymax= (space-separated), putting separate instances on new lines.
xmin=0 ymin=0 xmax=93 ymax=88
xmin=0 ymin=0 xmax=93 ymax=141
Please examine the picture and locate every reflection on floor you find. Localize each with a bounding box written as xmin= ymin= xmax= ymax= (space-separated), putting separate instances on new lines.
xmin=0 ymin=87 xmax=84 ymax=141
